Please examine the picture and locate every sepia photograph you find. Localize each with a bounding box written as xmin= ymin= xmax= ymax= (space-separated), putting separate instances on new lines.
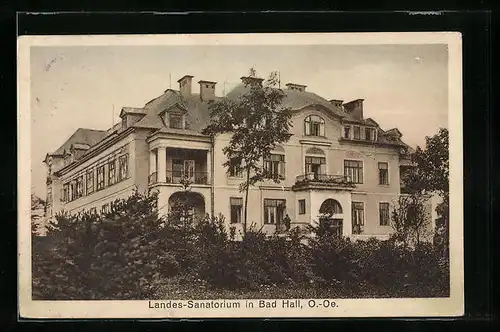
xmin=18 ymin=32 xmax=463 ymax=318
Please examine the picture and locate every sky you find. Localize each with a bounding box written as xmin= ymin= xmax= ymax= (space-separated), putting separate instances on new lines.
xmin=30 ymin=43 xmax=448 ymax=198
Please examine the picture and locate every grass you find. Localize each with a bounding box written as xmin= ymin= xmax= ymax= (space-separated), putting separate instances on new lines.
xmin=155 ymin=275 xmax=449 ymax=300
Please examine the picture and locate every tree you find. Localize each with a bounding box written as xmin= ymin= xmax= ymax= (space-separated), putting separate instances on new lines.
xmin=202 ymin=68 xmax=292 ymax=233
xmin=32 ymin=190 xmax=179 ymax=300
xmin=401 ymin=128 xmax=449 ymax=256
xmin=31 ymin=194 xmax=45 ymax=236
xmin=390 ymin=193 xmax=432 ymax=250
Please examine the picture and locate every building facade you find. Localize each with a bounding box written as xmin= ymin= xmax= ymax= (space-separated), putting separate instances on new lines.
xmin=43 ymin=74 xmax=416 ymax=240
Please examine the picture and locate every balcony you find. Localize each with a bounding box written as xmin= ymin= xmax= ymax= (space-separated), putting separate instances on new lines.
xmin=292 ymin=173 xmax=356 ymax=191
xmin=149 ymin=171 xmax=210 ymax=185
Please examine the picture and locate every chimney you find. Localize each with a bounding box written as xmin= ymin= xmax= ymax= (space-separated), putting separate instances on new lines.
xmin=285 ymin=83 xmax=307 ymax=92
xmin=198 ymin=80 xmax=217 ymax=101
xmin=177 ymin=75 xmax=194 ymax=97
xmin=329 ymin=99 xmax=344 ymax=108
xmin=240 ymin=76 xmax=264 ymax=86
xmin=343 ymin=99 xmax=364 ymax=120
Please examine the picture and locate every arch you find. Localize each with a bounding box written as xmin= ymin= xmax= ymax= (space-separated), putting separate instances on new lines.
xmin=304 ymin=115 xmax=325 ymax=136
xmin=168 ymin=191 xmax=206 ymax=219
xmin=272 ymin=145 xmax=285 ymax=153
xmin=319 ymin=199 xmax=343 ymax=216
xmin=305 ymin=147 xmax=325 ymax=155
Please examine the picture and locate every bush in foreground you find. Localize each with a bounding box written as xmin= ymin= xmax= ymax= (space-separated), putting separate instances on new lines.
xmin=33 ymin=191 xmax=449 ymax=300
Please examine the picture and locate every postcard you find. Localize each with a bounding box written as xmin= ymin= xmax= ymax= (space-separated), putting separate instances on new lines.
xmin=18 ymin=32 xmax=463 ymax=319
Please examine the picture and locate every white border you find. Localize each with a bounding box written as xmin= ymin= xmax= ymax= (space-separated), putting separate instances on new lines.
xmin=18 ymin=32 xmax=463 ymax=319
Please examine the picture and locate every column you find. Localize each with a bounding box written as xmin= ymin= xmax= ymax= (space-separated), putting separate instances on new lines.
xmin=206 ymin=149 xmax=212 ymax=184
xmin=157 ymin=147 xmax=167 ymax=183
xmin=149 ymin=149 xmax=157 ymax=175
xmin=149 ymin=149 xmax=157 ymax=183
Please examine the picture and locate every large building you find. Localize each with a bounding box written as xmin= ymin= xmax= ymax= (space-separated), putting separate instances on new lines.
xmin=43 ymin=74 xmax=417 ymax=240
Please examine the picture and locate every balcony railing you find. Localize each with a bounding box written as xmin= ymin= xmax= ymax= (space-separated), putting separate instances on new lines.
xmin=166 ymin=171 xmax=209 ymax=185
xmin=148 ymin=172 xmax=157 ymax=185
xmin=292 ymin=173 xmax=355 ymax=191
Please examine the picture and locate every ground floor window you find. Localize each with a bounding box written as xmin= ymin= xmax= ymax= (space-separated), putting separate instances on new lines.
xmin=379 ymin=202 xmax=390 ymax=226
xmin=230 ymin=197 xmax=243 ymax=224
xmin=263 ymin=199 xmax=286 ymax=225
xmin=298 ymin=199 xmax=306 ymax=215
xmin=352 ymin=202 xmax=365 ymax=234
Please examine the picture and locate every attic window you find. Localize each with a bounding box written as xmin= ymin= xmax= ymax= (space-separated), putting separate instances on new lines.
xmin=169 ymin=113 xmax=183 ymax=129
xmin=365 ymin=127 xmax=376 ymax=141
xmin=344 ymin=126 xmax=351 ymax=139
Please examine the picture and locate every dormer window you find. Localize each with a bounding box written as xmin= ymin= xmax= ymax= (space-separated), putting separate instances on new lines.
xmin=353 ymin=126 xmax=361 ymax=140
xmin=304 ymin=115 xmax=325 ymax=137
xmin=169 ymin=113 xmax=183 ymax=129
xmin=344 ymin=126 xmax=351 ymax=139
xmin=365 ymin=127 xmax=376 ymax=141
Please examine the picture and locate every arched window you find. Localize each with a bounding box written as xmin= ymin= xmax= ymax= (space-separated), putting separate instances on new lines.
xmin=319 ymin=199 xmax=343 ymax=216
xmin=304 ymin=115 xmax=325 ymax=136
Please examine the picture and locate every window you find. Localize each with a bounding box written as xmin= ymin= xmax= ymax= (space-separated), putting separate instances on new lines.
xmin=62 ymin=183 xmax=69 ymax=202
xmin=378 ymin=162 xmax=389 ymax=185
xmin=169 ymin=113 xmax=183 ymax=129
xmin=46 ymin=186 xmax=52 ymax=205
xmin=69 ymin=180 xmax=77 ymax=201
xmin=365 ymin=127 xmax=376 ymax=141
xmin=264 ymin=154 xmax=285 ymax=179
xmin=101 ymin=204 xmax=110 ymax=215
xmin=352 ymin=202 xmax=365 ymax=234
xmin=108 ymin=160 xmax=116 ymax=186
xmin=344 ymin=160 xmax=363 ymax=183
xmin=319 ymin=199 xmax=343 ymax=216
xmin=353 ymin=126 xmax=361 ymax=139
xmin=75 ymin=176 xmax=84 ymax=199
xmin=230 ymin=197 xmax=243 ymax=224
xmin=86 ymin=170 xmax=94 ymax=194
xmin=344 ymin=126 xmax=351 ymax=139
xmin=97 ymin=165 xmax=105 ymax=190
xmin=365 ymin=128 xmax=375 ymax=141
xmin=263 ymin=199 xmax=286 ymax=225
xmin=172 ymin=159 xmax=184 ymax=178
xmin=118 ymin=154 xmax=129 ymax=181
xmin=304 ymin=115 xmax=325 ymax=136
xmin=90 ymin=207 xmax=97 ymax=215
xmin=305 ymin=156 xmax=326 ymax=178
xmin=379 ymin=202 xmax=390 ymax=226
xmin=298 ymin=199 xmax=306 ymax=215
xmin=228 ymin=157 xmax=242 ymax=178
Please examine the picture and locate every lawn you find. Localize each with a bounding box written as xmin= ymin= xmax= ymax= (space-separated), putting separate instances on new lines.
xmin=155 ymin=276 xmax=449 ymax=300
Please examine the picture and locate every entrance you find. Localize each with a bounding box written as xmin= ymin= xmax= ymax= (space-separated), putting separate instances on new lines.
xmin=318 ymin=199 xmax=343 ymax=237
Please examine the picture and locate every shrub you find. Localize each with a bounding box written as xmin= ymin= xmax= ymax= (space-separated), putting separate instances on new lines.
xmin=33 ymin=190 xmax=449 ymax=299
xmin=32 ymin=190 xmax=179 ymax=300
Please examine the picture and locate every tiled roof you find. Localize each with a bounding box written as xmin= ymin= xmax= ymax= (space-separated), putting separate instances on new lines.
xmin=52 ymin=128 xmax=107 ymax=156
xmin=132 ymin=89 xmax=218 ymax=133
xmin=52 ymin=83 xmax=407 ymax=156
xmin=225 ymin=83 xmax=348 ymax=118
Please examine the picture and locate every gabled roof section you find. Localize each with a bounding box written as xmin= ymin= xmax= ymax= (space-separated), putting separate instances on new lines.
xmin=364 ymin=117 xmax=380 ymax=127
xmin=384 ymin=128 xmax=403 ymax=138
xmin=131 ymin=89 xmax=219 ymax=132
xmin=52 ymin=128 xmax=107 ymax=156
xmin=119 ymin=107 xmax=146 ymax=117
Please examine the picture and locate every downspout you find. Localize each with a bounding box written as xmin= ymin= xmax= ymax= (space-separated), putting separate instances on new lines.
xmin=210 ymin=136 xmax=215 ymax=217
